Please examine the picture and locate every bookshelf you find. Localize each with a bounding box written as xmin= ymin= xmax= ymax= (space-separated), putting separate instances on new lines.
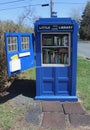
xmin=42 ymin=33 xmax=70 ymax=66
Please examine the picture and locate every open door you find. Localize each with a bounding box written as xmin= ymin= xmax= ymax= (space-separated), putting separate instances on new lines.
xmin=5 ymin=32 xmax=34 ymax=76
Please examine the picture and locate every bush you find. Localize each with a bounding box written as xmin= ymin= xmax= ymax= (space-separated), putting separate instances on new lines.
xmin=0 ymin=21 xmax=20 ymax=92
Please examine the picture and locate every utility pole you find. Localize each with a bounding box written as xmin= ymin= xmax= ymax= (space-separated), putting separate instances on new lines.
xmin=50 ymin=0 xmax=54 ymax=17
xmin=42 ymin=0 xmax=55 ymax=17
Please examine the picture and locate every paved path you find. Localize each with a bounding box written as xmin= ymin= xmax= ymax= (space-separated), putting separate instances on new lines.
xmin=1 ymin=94 xmax=90 ymax=130
xmin=41 ymin=101 xmax=90 ymax=130
xmin=12 ymin=98 xmax=90 ymax=130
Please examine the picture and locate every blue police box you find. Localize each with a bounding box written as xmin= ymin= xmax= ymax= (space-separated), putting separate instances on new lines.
xmin=5 ymin=17 xmax=78 ymax=101
xmin=34 ymin=18 xmax=78 ymax=101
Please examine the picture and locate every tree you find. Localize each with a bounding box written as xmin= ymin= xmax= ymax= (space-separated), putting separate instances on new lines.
xmin=79 ymin=1 xmax=90 ymax=40
xmin=18 ymin=6 xmax=40 ymax=29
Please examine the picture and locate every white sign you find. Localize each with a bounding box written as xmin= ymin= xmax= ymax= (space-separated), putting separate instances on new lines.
xmin=10 ymin=59 xmax=21 ymax=72
xmin=19 ymin=52 xmax=30 ymax=57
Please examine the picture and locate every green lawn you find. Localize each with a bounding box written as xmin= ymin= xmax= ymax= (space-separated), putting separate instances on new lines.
xmin=0 ymin=102 xmax=25 ymax=130
xmin=19 ymin=67 xmax=36 ymax=80
xmin=77 ymin=57 xmax=90 ymax=111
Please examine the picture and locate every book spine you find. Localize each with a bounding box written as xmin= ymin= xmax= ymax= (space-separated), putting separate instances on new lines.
xmin=52 ymin=52 xmax=56 ymax=63
xmin=54 ymin=36 xmax=58 ymax=46
xmin=56 ymin=53 xmax=60 ymax=64
xmin=43 ymin=50 xmax=49 ymax=64
xmin=64 ymin=53 xmax=67 ymax=64
xmin=61 ymin=35 xmax=68 ymax=46
xmin=48 ymin=52 xmax=52 ymax=64
xmin=58 ymin=37 xmax=61 ymax=46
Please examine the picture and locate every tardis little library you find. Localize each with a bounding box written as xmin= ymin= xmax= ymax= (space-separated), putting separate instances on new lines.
xmin=5 ymin=17 xmax=78 ymax=101
xmin=34 ymin=18 xmax=78 ymax=101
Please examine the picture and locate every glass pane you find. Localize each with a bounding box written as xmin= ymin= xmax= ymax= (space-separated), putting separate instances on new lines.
xmin=21 ymin=36 xmax=30 ymax=50
xmin=8 ymin=37 xmax=18 ymax=52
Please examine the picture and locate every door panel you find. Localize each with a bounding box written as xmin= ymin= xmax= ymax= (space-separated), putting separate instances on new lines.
xmin=42 ymin=67 xmax=55 ymax=95
xmin=5 ymin=33 xmax=34 ymax=76
xmin=41 ymin=67 xmax=71 ymax=96
xmin=55 ymin=67 xmax=70 ymax=95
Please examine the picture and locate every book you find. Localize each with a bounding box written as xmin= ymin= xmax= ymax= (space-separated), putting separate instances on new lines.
xmin=42 ymin=34 xmax=70 ymax=65
xmin=64 ymin=53 xmax=68 ymax=64
xmin=58 ymin=37 xmax=61 ymax=46
xmin=42 ymin=35 xmax=53 ymax=46
xmin=48 ymin=52 xmax=52 ymax=64
xmin=43 ymin=49 xmax=49 ymax=64
xmin=56 ymin=53 xmax=60 ymax=64
xmin=61 ymin=35 xmax=68 ymax=46
xmin=54 ymin=36 xmax=58 ymax=46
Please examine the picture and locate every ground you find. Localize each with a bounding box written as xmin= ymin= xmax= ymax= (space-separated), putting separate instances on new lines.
xmin=0 ymin=79 xmax=90 ymax=130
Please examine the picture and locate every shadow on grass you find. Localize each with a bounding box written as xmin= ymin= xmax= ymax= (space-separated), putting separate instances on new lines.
xmin=0 ymin=79 xmax=36 ymax=104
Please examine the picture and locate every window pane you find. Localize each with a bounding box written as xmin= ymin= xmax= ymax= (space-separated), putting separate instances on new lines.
xmin=8 ymin=37 xmax=18 ymax=52
xmin=21 ymin=36 xmax=30 ymax=50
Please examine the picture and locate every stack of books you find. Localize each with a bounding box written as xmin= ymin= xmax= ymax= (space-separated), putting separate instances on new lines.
xmin=42 ymin=48 xmax=69 ymax=64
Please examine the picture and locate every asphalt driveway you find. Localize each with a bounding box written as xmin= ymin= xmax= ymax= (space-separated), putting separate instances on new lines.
xmin=78 ymin=41 xmax=90 ymax=58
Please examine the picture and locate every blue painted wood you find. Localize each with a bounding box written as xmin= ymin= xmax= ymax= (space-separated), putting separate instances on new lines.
xmin=35 ymin=95 xmax=78 ymax=101
xmin=5 ymin=18 xmax=78 ymax=101
xmin=35 ymin=17 xmax=78 ymax=101
xmin=5 ymin=32 xmax=34 ymax=76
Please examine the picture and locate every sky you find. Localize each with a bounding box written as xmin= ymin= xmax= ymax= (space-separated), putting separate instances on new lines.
xmin=0 ymin=0 xmax=89 ymax=25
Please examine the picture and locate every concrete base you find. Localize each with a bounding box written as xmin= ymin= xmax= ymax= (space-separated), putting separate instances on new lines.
xmin=35 ymin=95 xmax=78 ymax=102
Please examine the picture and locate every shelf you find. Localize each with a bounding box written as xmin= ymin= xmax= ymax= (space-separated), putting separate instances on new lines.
xmin=41 ymin=33 xmax=70 ymax=66
xmin=42 ymin=33 xmax=69 ymax=46
xmin=42 ymin=64 xmax=70 ymax=67
xmin=42 ymin=46 xmax=69 ymax=48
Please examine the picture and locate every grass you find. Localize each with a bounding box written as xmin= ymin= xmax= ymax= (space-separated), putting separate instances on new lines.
xmin=77 ymin=57 xmax=90 ymax=111
xmin=0 ymin=57 xmax=90 ymax=130
xmin=0 ymin=102 xmax=25 ymax=130
xmin=18 ymin=67 xmax=36 ymax=80
xmin=0 ymin=68 xmax=36 ymax=130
